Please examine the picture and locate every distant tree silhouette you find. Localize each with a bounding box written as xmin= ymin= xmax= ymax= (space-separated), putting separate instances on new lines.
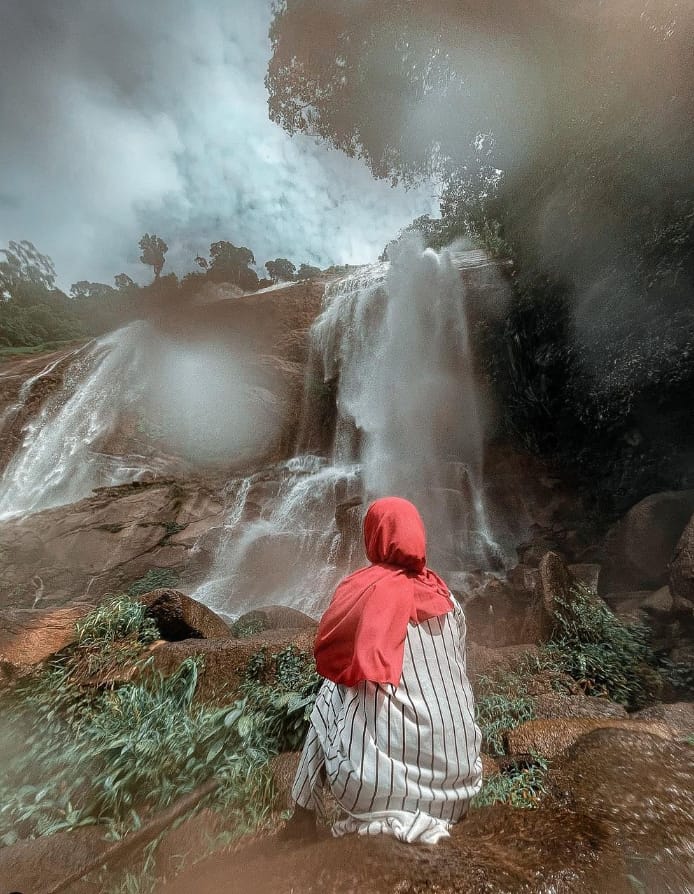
xmin=265 ymin=258 xmax=296 ymax=282
xmin=139 ymin=233 xmax=168 ymax=280
xmin=206 ymin=240 xmax=259 ymax=291
xmin=296 ymin=263 xmax=321 ymax=280
xmin=114 ymin=273 xmax=135 ymax=291
xmin=70 ymin=281 xmax=115 ymax=300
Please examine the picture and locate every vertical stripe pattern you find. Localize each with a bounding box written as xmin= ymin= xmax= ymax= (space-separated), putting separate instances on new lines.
xmin=292 ymin=600 xmax=483 ymax=828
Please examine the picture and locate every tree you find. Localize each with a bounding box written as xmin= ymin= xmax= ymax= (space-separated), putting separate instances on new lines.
xmin=265 ymin=258 xmax=296 ymax=282
xmin=70 ymin=281 xmax=115 ymax=300
xmin=139 ymin=234 xmax=168 ymax=280
xmin=0 ymin=240 xmax=56 ymax=299
xmin=204 ymin=240 xmax=259 ymax=291
xmin=114 ymin=273 xmax=135 ymax=291
xmin=296 ymin=263 xmax=321 ymax=280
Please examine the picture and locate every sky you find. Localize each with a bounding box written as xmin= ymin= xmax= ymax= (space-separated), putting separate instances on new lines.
xmin=0 ymin=0 xmax=438 ymax=290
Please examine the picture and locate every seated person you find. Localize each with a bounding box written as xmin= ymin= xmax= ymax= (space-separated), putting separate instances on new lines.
xmin=287 ymin=496 xmax=482 ymax=844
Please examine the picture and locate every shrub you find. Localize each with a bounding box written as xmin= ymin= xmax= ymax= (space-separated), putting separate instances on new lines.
xmin=474 ymin=668 xmax=536 ymax=757
xmin=472 ymin=757 xmax=549 ymax=810
xmin=0 ymin=599 xmax=317 ymax=847
xmin=543 ymin=583 xmax=662 ymax=709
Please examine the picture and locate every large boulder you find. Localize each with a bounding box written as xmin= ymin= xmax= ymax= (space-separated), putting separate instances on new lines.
xmin=139 ymin=589 xmax=231 ymax=640
xmin=670 ymin=508 xmax=694 ymax=599
xmin=600 ymin=490 xmax=694 ymax=594
xmin=505 ymin=717 xmax=675 ymax=759
xmin=150 ymin=627 xmax=317 ymax=704
xmin=0 ymin=480 xmax=225 ymax=609
xmin=0 ymin=825 xmax=109 ymax=894
xmin=632 ymin=701 xmax=694 ymax=739
xmin=0 ymin=603 xmax=93 ymax=684
xmin=551 ymin=728 xmax=694 ymax=893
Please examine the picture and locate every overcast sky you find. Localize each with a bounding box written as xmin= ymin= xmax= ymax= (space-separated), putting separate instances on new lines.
xmin=0 ymin=0 xmax=438 ymax=290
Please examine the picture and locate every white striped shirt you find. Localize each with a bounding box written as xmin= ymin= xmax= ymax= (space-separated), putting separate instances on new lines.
xmin=292 ymin=601 xmax=482 ymax=839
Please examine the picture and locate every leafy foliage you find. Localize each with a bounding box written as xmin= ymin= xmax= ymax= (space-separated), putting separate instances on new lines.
xmin=543 ymin=584 xmax=662 ymax=710
xmin=474 ymin=668 xmax=536 ymax=757
xmin=139 ymin=234 xmax=168 ymax=280
xmin=265 ymin=258 xmax=296 ymax=282
xmin=472 ymin=757 xmax=549 ymax=810
xmin=0 ymin=598 xmax=319 ymax=849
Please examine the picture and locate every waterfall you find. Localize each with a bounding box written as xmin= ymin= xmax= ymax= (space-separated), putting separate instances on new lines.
xmin=195 ymin=237 xmax=505 ymax=619
xmin=0 ymin=322 xmax=155 ymax=520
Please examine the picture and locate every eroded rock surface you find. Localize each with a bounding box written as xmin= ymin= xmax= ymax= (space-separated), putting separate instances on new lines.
xmin=0 ymin=480 xmax=225 ymax=609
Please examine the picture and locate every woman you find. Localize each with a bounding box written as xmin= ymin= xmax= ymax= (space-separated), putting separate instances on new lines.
xmin=288 ymin=496 xmax=482 ymax=844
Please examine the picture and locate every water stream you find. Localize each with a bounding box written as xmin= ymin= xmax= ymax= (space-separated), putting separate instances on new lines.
xmin=195 ymin=238 xmax=504 ymax=619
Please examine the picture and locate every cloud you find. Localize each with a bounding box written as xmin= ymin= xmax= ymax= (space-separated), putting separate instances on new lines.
xmin=0 ymin=0 xmax=437 ymax=290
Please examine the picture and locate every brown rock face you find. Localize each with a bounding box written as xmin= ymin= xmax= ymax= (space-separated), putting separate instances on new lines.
xmin=0 ymin=825 xmax=110 ymax=894
xmin=552 ymin=728 xmax=694 ymax=892
xmin=0 ymin=603 xmax=93 ymax=685
xmin=139 ymin=589 xmax=231 ymax=640
xmin=600 ymin=490 xmax=694 ymax=594
xmin=505 ymin=717 xmax=675 ymax=759
xmin=0 ymin=480 xmax=225 ymax=609
xmin=159 ymin=805 xmax=624 ymax=894
xmin=671 ymin=508 xmax=694 ymax=599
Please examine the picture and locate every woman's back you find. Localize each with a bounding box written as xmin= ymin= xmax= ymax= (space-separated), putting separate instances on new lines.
xmin=300 ymin=604 xmax=482 ymax=824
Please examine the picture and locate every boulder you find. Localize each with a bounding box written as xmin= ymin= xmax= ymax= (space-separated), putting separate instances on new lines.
xmin=567 ymin=563 xmax=601 ymax=592
xmin=151 ymin=627 xmax=317 ymax=704
xmin=551 ymin=728 xmax=694 ymax=891
xmin=139 ymin=589 xmax=231 ymax=640
xmin=600 ymin=490 xmax=694 ymax=594
xmin=0 ymin=603 xmax=93 ymax=682
xmin=631 ymin=701 xmax=694 ymax=739
xmin=505 ymin=717 xmax=675 ymax=759
xmin=671 ymin=508 xmax=694 ymax=599
xmin=0 ymin=825 xmax=110 ymax=894
xmin=233 ymin=606 xmax=316 ymax=634
xmin=269 ymin=751 xmax=302 ymax=810
xmin=0 ymin=480 xmax=226 ymax=609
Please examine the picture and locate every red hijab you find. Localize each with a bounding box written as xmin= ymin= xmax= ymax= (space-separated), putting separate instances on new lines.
xmin=314 ymin=497 xmax=453 ymax=686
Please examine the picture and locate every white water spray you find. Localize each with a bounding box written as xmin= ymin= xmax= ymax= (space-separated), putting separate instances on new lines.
xmin=196 ymin=238 xmax=503 ymax=618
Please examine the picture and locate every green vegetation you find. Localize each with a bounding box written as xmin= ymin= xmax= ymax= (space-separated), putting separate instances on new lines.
xmin=543 ymin=584 xmax=662 ymax=710
xmin=474 ymin=669 xmax=536 ymax=757
xmin=472 ymin=758 xmax=549 ymax=810
xmin=0 ymin=597 xmax=318 ymax=851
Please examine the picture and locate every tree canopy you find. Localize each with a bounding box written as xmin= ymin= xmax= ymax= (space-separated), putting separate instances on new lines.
xmin=139 ymin=234 xmax=168 ymax=280
xmin=265 ymin=258 xmax=296 ymax=282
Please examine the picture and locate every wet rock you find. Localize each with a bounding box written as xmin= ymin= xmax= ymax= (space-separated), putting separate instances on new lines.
xmin=505 ymin=717 xmax=675 ymax=759
xmin=0 ymin=603 xmax=93 ymax=682
xmin=234 ymin=606 xmax=316 ymax=633
xmin=551 ymin=727 xmax=694 ymax=892
xmin=159 ymin=804 xmax=623 ymax=894
xmin=516 ymin=538 xmax=561 ymax=567
xmin=631 ymin=701 xmax=694 ymax=738
xmin=567 ymin=563 xmax=601 ymax=592
xmin=671 ymin=507 xmax=694 ymax=600
xmin=600 ymin=490 xmax=694 ymax=594
xmin=151 ymin=628 xmax=316 ymax=704
xmin=139 ymin=589 xmax=231 ymax=640
xmin=0 ymin=825 xmax=110 ymax=894
xmin=0 ymin=480 xmax=225 ymax=609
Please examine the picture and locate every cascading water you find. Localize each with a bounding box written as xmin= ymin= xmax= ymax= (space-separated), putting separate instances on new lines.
xmin=0 ymin=322 xmax=156 ymax=520
xmin=195 ymin=237 xmax=506 ymax=620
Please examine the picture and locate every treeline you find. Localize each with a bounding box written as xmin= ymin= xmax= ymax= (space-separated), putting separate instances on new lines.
xmin=0 ymin=236 xmax=332 ymax=349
